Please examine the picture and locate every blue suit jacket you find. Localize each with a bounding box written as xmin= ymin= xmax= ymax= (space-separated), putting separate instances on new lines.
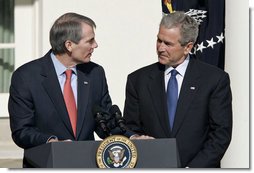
xmin=123 ymin=56 xmax=232 ymax=167
xmin=9 ymin=50 xmax=112 ymax=150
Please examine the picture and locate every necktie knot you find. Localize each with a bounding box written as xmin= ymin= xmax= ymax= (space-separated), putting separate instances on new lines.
xmin=65 ymin=69 xmax=72 ymax=79
xmin=170 ymin=69 xmax=178 ymax=77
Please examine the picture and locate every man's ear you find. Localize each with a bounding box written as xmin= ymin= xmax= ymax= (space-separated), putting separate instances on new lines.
xmin=184 ymin=42 xmax=194 ymax=55
xmin=65 ymin=40 xmax=73 ymax=52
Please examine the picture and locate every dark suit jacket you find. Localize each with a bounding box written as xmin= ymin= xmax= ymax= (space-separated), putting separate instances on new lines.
xmin=9 ymin=50 xmax=112 ymax=149
xmin=123 ymin=56 xmax=232 ymax=168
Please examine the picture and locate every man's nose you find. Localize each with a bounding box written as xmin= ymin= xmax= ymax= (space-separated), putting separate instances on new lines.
xmin=157 ymin=42 xmax=166 ymax=51
xmin=93 ymin=40 xmax=98 ymax=48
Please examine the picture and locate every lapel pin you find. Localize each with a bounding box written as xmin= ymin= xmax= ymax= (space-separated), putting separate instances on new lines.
xmin=84 ymin=81 xmax=89 ymax=85
xmin=190 ymin=87 xmax=195 ymax=90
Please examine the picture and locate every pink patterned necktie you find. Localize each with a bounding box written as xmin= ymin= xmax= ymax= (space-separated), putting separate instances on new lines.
xmin=63 ymin=69 xmax=77 ymax=137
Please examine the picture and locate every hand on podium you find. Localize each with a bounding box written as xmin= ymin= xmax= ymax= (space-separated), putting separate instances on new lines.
xmin=129 ymin=134 xmax=155 ymax=140
xmin=47 ymin=136 xmax=73 ymax=143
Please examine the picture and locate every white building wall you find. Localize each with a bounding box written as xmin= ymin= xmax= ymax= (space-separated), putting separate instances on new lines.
xmin=222 ymin=0 xmax=249 ymax=168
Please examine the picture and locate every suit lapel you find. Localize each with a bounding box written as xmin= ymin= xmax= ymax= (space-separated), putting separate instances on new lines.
xmin=148 ymin=63 xmax=171 ymax=136
xmin=40 ymin=53 xmax=74 ymax=137
xmin=76 ymin=66 xmax=90 ymax=139
xmin=172 ymin=58 xmax=200 ymax=136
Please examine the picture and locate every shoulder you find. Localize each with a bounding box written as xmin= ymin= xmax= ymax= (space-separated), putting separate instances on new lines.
xmin=128 ymin=62 xmax=164 ymax=78
xmin=191 ymin=57 xmax=229 ymax=77
xmin=77 ymin=61 xmax=105 ymax=74
xmin=12 ymin=57 xmax=47 ymax=79
xmin=13 ymin=50 xmax=52 ymax=75
xmin=189 ymin=57 xmax=230 ymax=86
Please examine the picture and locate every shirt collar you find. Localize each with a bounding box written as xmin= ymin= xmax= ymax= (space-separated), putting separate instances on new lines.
xmin=165 ymin=55 xmax=190 ymax=77
xmin=50 ymin=52 xmax=77 ymax=76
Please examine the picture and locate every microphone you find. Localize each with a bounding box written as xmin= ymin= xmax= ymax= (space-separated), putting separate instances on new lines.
xmin=109 ymin=105 xmax=127 ymax=133
xmin=92 ymin=105 xmax=112 ymax=137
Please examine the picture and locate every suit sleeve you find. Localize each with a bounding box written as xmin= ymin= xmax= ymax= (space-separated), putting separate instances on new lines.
xmin=123 ymin=75 xmax=145 ymax=134
xmin=8 ymin=70 xmax=52 ymax=149
xmin=188 ymin=73 xmax=233 ymax=167
xmin=97 ymin=66 xmax=112 ymax=110
xmin=94 ymin=66 xmax=112 ymax=139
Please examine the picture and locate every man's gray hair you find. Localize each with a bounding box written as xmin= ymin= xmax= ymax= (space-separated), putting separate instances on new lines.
xmin=50 ymin=12 xmax=96 ymax=54
xmin=160 ymin=11 xmax=199 ymax=46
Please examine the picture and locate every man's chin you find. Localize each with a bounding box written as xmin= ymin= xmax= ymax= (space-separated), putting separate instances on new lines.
xmin=83 ymin=57 xmax=91 ymax=63
xmin=158 ymin=58 xmax=168 ymax=65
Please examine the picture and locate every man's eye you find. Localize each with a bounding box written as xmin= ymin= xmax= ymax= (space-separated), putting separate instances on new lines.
xmin=157 ymin=39 xmax=162 ymax=43
xmin=89 ymin=39 xmax=95 ymax=44
xmin=164 ymin=42 xmax=171 ymax=46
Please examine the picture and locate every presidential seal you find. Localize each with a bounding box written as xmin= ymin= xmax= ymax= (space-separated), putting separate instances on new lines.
xmin=96 ymin=135 xmax=138 ymax=168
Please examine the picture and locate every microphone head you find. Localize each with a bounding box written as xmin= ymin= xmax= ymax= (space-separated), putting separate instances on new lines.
xmin=109 ymin=105 xmax=122 ymax=116
xmin=92 ymin=105 xmax=112 ymax=121
xmin=92 ymin=105 xmax=107 ymax=117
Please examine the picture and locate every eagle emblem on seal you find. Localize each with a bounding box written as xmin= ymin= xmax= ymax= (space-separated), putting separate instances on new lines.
xmin=107 ymin=146 xmax=127 ymax=167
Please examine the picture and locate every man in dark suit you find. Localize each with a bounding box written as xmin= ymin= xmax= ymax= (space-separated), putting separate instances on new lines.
xmin=8 ymin=12 xmax=112 ymax=167
xmin=123 ymin=11 xmax=232 ymax=168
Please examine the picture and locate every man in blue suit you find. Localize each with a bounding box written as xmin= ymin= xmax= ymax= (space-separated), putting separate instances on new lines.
xmin=8 ymin=12 xmax=112 ymax=167
xmin=123 ymin=11 xmax=232 ymax=168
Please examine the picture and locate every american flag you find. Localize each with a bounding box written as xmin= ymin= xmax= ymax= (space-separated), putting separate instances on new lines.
xmin=162 ymin=0 xmax=225 ymax=69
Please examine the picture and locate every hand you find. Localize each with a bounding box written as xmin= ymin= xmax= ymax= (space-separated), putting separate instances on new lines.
xmin=130 ymin=134 xmax=155 ymax=140
xmin=47 ymin=138 xmax=59 ymax=143
xmin=47 ymin=139 xmax=72 ymax=143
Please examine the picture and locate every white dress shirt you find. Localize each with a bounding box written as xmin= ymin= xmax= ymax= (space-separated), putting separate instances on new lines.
xmin=50 ymin=52 xmax=78 ymax=106
xmin=164 ymin=55 xmax=190 ymax=97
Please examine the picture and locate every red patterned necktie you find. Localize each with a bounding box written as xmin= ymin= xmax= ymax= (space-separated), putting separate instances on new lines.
xmin=63 ymin=69 xmax=77 ymax=137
